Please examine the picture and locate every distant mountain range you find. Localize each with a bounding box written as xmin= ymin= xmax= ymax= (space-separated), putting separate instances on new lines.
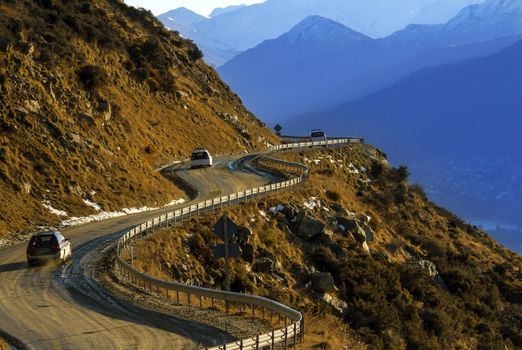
xmin=220 ymin=0 xmax=522 ymax=123
xmin=286 ymin=38 xmax=522 ymax=160
xmin=158 ymin=0 xmax=483 ymax=65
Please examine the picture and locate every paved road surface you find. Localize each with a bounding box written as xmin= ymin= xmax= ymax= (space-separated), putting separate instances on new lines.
xmin=0 ymin=155 xmax=271 ymax=350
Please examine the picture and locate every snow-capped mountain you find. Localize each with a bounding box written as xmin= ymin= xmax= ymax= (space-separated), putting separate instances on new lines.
xmin=219 ymin=3 xmax=522 ymax=123
xmin=413 ymin=0 xmax=486 ymax=24
xmin=158 ymin=7 xmax=206 ymax=27
xmin=438 ymin=0 xmax=522 ymax=44
xmin=157 ymin=0 xmax=483 ymax=65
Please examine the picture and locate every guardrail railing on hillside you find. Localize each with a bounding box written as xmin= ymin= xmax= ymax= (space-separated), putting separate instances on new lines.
xmin=114 ymin=137 xmax=363 ymax=350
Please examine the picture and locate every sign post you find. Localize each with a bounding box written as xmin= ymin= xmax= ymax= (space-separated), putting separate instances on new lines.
xmin=212 ymin=214 xmax=240 ymax=294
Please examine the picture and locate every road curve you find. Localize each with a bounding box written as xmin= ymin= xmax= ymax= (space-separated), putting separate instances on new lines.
xmin=0 ymin=155 xmax=272 ymax=350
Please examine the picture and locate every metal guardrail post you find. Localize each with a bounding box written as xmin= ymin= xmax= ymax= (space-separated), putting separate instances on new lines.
xmin=293 ymin=323 xmax=297 ymax=350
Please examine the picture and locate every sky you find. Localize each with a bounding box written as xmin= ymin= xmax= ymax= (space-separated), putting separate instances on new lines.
xmin=124 ymin=0 xmax=266 ymax=16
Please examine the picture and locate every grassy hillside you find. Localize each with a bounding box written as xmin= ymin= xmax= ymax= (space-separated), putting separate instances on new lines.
xmin=0 ymin=0 xmax=277 ymax=238
xmin=130 ymin=144 xmax=522 ymax=349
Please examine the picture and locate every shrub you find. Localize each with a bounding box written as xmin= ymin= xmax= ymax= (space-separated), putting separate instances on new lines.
xmin=186 ymin=41 xmax=203 ymax=61
xmin=78 ymin=65 xmax=107 ymax=91
xmin=325 ymin=190 xmax=341 ymax=202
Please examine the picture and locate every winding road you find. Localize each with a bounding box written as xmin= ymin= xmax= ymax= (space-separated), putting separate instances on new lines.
xmin=0 ymin=154 xmax=275 ymax=350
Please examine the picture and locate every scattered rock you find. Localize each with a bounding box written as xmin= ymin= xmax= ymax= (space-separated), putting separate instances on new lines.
xmin=176 ymin=90 xmax=189 ymax=99
xmin=311 ymin=272 xmax=337 ymax=293
xmin=415 ymin=259 xmax=446 ymax=287
xmin=24 ymin=100 xmax=40 ymax=114
xmin=22 ymin=182 xmax=31 ymax=194
xmin=236 ymin=226 xmax=252 ymax=245
xmin=97 ymin=100 xmax=112 ymax=122
xmin=336 ymin=217 xmax=358 ymax=232
xmin=18 ymin=42 xmax=35 ymax=56
xmin=296 ymin=213 xmax=325 ymax=239
xmin=254 ymin=257 xmax=274 ymax=273
xmin=322 ymin=293 xmax=348 ymax=315
xmin=77 ymin=112 xmax=95 ymax=124
xmin=361 ymin=241 xmax=370 ymax=254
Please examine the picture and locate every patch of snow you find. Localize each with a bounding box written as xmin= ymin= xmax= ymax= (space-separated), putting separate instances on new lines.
xmin=339 ymin=224 xmax=346 ymax=232
xmin=269 ymin=204 xmax=285 ymax=214
xmin=304 ymin=197 xmax=320 ymax=210
xmin=258 ymin=210 xmax=269 ymax=221
xmin=42 ymin=201 xmax=68 ymax=217
xmin=348 ymin=162 xmax=360 ymax=174
xmin=83 ymin=199 xmax=102 ymax=211
xmin=61 ymin=198 xmax=185 ymax=227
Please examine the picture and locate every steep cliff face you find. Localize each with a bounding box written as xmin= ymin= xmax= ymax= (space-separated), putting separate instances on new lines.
xmin=131 ymin=144 xmax=522 ymax=349
xmin=0 ymin=0 xmax=277 ymax=237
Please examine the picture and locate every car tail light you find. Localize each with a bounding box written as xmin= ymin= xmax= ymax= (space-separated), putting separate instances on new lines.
xmin=50 ymin=243 xmax=60 ymax=251
xmin=27 ymin=246 xmax=36 ymax=254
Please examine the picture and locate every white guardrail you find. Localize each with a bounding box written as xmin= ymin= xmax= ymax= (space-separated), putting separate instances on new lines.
xmin=115 ymin=137 xmax=364 ymax=350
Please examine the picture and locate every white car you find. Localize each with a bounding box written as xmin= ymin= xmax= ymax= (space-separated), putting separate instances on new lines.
xmin=26 ymin=231 xmax=72 ymax=266
xmin=190 ymin=148 xmax=213 ymax=169
xmin=310 ymin=129 xmax=327 ymax=142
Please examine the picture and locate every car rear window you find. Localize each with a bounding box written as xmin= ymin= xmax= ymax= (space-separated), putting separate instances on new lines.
xmin=191 ymin=151 xmax=209 ymax=160
xmin=311 ymin=132 xmax=325 ymax=137
xmin=29 ymin=234 xmax=58 ymax=247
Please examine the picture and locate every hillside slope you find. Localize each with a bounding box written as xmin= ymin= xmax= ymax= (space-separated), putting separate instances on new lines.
xmin=131 ymin=145 xmax=522 ymax=349
xmin=0 ymin=0 xmax=277 ymax=239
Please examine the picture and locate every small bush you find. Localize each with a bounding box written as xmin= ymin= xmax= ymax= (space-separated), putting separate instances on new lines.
xmin=78 ymin=65 xmax=107 ymax=91
xmin=325 ymin=190 xmax=341 ymax=202
xmin=186 ymin=42 xmax=203 ymax=61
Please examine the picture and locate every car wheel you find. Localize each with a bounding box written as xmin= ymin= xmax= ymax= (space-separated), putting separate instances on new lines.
xmin=27 ymin=259 xmax=36 ymax=266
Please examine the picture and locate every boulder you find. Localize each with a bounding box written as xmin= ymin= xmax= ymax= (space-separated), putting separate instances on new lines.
xmin=311 ymin=272 xmax=337 ymax=293
xmin=352 ymin=225 xmax=367 ymax=243
xmin=330 ymin=202 xmax=348 ymax=215
xmin=236 ymin=226 xmax=252 ymax=245
xmin=254 ymin=257 xmax=274 ymax=273
xmin=362 ymin=223 xmax=375 ymax=242
xmin=336 ymin=217 xmax=358 ymax=232
xmin=296 ymin=214 xmax=325 ymax=239
xmin=416 ymin=259 xmax=446 ymax=287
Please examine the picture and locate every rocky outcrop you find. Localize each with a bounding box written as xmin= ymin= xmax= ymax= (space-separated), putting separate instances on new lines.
xmin=311 ymin=272 xmax=337 ymax=293
xmin=296 ymin=213 xmax=325 ymax=239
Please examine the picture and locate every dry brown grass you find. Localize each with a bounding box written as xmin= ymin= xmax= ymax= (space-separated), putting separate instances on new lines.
xmin=301 ymin=315 xmax=368 ymax=350
xmin=0 ymin=0 xmax=278 ymax=237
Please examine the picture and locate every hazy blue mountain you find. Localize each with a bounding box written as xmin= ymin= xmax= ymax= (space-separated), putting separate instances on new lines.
xmin=219 ymin=7 xmax=522 ymax=123
xmin=284 ymin=40 xmax=522 ymax=249
xmin=210 ymin=5 xmax=246 ymax=18
xmin=219 ymin=16 xmax=384 ymax=122
xmin=157 ymin=0 xmax=483 ymax=65
xmin=285 ymin=39 xmax=522 ymax=160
